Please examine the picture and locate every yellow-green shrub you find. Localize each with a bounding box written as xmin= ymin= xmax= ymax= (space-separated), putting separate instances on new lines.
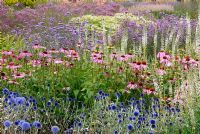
xmin=70 ymin=13 xmax=152 ymax=34
xmin=4 ymin=0 xmax=48 ymax=7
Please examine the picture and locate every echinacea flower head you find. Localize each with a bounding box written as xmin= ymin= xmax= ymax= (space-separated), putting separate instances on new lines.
xmin=33 ymin=121 xmax=42 ymax=129
xmin=127 ymin=81 xmax=137 ymax=90
xmin=13 ymin=73 xmax=26 ymax=79
xmin=32 ymin=44 xmax=46 ymax=49
xmin=51 ymin=126 xmax=60 ymax=134
xmin=4 ymin=120 xmax=12 ymax=128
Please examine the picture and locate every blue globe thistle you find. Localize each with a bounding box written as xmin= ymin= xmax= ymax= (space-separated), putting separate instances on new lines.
xmin=136 ymin=100 xmax=140 ymax=104
xmin=151 ymin=124 xmax=156 ymax=128
xmin=176 ymin=108 xmax=180 ymax=112
xmin=115 ymin=92 xmax=121 ymax=98
xmin=149 ymin=131 xmax=154 ymax=134
xmin=98 ymin=90 xmax=104 ymax=95
xmin=105 ymin=93 xmax=110 ymax=97
xmin=170 ymin=107 xmax=175 ymax=112
xmin=15 ymin=120 xmax=20 ymax=126
xmin=15 ymin=97 xmax=26 ymax=105
xmin=118 ymin=119 xmax=123 ymax=124
xmin=134 ymin=109 xmax=140 ymax=116
xmin=4 ymin=120 xmax=12 ymax=128
xmin=21 ymin=121 xmax=31 ymax=131
xmin=111 ymin=104 xmax=117 ymax=110
xmin=150 ymin=119 xmax=156 ymax=125
xmin=117 ymin=114 xmax=123 ymax=118
xmin=114 ymin=130 xmax=118 ymax=134
xmin=2 ymin=88 xmax=10 ymax=95
xmin=77 ymin=122 xmax=83 ymax=128
xmin=33 ymin=106 xmax=38 ymax=111
xmin=33 ymin=121 xmax=42 ymax=129
xmin=127 ymin=124 xmax=134 ymax=131
xmin=47 ymin=101 xmax=51 ymax=107
xmin=129 ymin=116 xmax=136 ymax=121
xmin=51 ymin=126 xmax=60 ymax=134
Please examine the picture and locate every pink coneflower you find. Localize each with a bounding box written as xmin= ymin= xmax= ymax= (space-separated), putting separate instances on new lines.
xmin=129 ymin=61 xmax=147 ymax=71
xmin=48 ymin=48 xmax=59 ymax=54
xmin=118 ymin=67 xmax=124 ymax=73
xmin=117 ymin=55 xmax=129 ymax=61
xmin=71 ymin=52 xmax=80 ymax=61
xmin=19 ymin=50 xmax=32 ymax=58
xmin=141 ymin=61 xmax=148 ymax=69
xmin=54 ymin=59 xmax=64 ymax=64
xmin=92 ymin=52 xmax=102 ymax=59
xmin=157 ymin=50 xmax=166 ymax=59
xmin=6 ymin=62 xmax=22 ymax=69
xmin=8 ymin=80 xmax=19 ymax=85
xmin=181 ymin=56 xmax=198 ymax=70
xmin=13 ymin=73 xmax=25 ymax=79
xmin=143 ymin=87 xmax=156 ymax=95
xmin=60 ymin=48 xmax=68 ymax=53
xmin=39 ymin=51 xmax=51 ymax=58
xmin=2 ymin=50 xmax=14 ymax=56
xmin=32 ymin=44 xmax=46 ymax=49
xmin=110 ymin=52 xmax=117 ymax=59
xmin=93 ymin=57 xmax=104 ymax=64
xmin=125 ymin=53 xmax=134 ymax=59
xmin=127 ymin=81 xmax=138 ymax=89
xmin=156 ymin=68 xmax=167 ymax=76
xmin=32 ymin=60 xmax=41 ymax=67
xmin=157 ymin=51 xmax=172 ymax=66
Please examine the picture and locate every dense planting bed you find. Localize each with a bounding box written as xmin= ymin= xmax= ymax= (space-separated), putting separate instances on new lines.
xmin=0 ymin=1 xmax=200 ymax=134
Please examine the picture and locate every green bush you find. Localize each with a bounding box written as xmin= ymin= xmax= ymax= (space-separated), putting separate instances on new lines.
xmin=4 ymin=0 xmax=48 ymax=7
xmin=174 ymin=1 xmax=199 ymax=19
xmin=0 ymin=33 xmax=25 ymax=51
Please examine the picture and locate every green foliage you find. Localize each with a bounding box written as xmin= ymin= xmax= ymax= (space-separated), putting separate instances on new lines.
xmin=174 ymin=1 xmax=199 ymax=19
xmin=0 ymin=33 xmax=25 ymax=51
xmin=4 ymin=0 xmax=48 ymax=7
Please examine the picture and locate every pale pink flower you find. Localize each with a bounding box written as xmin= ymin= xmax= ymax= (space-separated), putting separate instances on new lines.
xmin=60 ymin=48 xmax=68 ymax=53
xmin=143 ymin=88 xmax=156 ymax=95
xmin=8 ymin=80 xmax=19 ymax=84
xmin=127 ymin=81 xmax=138 ymax=89
xmin=2 ymin=50 xmax=14 ymax=56
xmin=19 ymin=50 xmax=32 ymax=58
xmin=93 ymin=57 xmax=104 ymax=64
xmin=6 ymin=62 xmax=22 ymax=69
xmin=32 ymin=44 xmax=46 ymax=49
xmin=141 ymin=61 xmax=148 ymax=69
xmin=54 ymin=59 xmax=64 ymax=64
xmin=156 ymin=69 xmax=167 ymax=76
xmin=39 ymin=51 xmax=51 ymax=58
xmin=110 ymin=52 xmax=117 ymax=59
xmin=117 ymin=55 xmax=129 ymax=61
xmin=181 ymin=56 xmax=199 ymax=70
xmin=32 ymin=60 xmax=41 ymax=67
xmin=48 ymin=48 xmax=59 ymax=54
xmin=157 ymin=51 xmax=166 ymax=59
xmin=125 ymin=53 xmax=134 ymax=59
xmin=13 ymin=73 xmax=26 ymax=79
